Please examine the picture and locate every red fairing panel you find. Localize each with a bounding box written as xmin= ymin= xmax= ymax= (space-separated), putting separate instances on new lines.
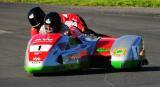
xmin=94 ymin=37 xmax=116 ymax=57
xmin=28 ymin=33 xmax=61 ymax=62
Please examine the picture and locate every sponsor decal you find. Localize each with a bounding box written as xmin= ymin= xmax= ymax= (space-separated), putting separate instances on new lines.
xmin=96 ymin=48 xmax=110 ymax=52
xmin=113 ymin=48 xmax=126 ymax=56
xmin=68 ymin=50 xmax=88 ymax=60
xmin=33 ymin=57 xmax=40 ymax=61
xmin=65 ymin=21 xmax=77 ymax=27
xmin=68 ymin=53 xmax=80 ymax=60
xmin=33 ymin=38 xmax=53 ymax=44
xmin=31 ymin=57 xmax=41 ymax=64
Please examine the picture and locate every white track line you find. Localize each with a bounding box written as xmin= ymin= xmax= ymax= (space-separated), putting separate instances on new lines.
xmin=0 ymin=30 xmax=13 ymax=35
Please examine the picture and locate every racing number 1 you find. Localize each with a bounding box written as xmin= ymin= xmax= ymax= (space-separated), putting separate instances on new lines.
xmin=38 ymin=45 xmax=41 ymax=51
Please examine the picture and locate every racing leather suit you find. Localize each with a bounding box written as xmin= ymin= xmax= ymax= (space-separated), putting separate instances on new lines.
xmin=30 ymin=13 xmax=87 ymax=37
xmin=60 ymin=13 xmax=86 ymax=32
xmin=30 ymin=27 xmax=39 ymax=36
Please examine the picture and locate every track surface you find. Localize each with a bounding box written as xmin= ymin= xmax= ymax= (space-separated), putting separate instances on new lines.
xmin=0 ymin=3 xmax=160 ymax=87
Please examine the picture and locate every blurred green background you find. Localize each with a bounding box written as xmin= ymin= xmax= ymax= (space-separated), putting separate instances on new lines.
xmin=1 ymin=0 xmax=160 ymax=7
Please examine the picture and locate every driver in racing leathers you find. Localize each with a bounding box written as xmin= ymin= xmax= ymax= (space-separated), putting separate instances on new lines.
xmin=27 ymin=7 xmax=100 ymax=37
xmin=41 ymin=12 xmax=84 ymax=47
xmin=40 ymin=12 xmax=81 ymax=38
xmin=27 ymin=7 xmax=45 ymax=36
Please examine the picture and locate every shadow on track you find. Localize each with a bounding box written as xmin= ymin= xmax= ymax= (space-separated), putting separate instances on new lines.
xmin=31 ymin=66 xmax=160 ymax=77
xmin=32 ymin=69 xmax=107 ymax=77
xmin=112 ymin=66 xmax=160 ymax=73
xmin=136 ymin=66 xmax=160 ymax=72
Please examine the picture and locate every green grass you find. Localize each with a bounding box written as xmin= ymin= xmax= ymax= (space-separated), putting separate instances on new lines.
xmin=1 ymin=0 xmax=160 ymax=7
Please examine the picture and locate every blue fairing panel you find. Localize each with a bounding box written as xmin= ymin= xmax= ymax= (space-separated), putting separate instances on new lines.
xmin=79 ymin=35 xmax=99 ymax=55
xmin=42 ymin=36 xmax=70 ymax=66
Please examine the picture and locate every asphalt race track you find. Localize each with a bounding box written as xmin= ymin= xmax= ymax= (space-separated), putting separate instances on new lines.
xmin=0 ymin=3 xmax=160 ymax=87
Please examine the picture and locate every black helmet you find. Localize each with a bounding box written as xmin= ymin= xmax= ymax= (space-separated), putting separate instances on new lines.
xmin=44 ymin=12 xmax=61 ymax=33
xmin=28 ymin=7 xmax=45 ymax=28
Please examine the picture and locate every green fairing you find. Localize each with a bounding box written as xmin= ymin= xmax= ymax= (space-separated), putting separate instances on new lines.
xmin=96 ymin=48 xmax=110 ymax=52
xmin=111 ymin=60 xmax=140 ymax=69
xmin=25 ymin=61 xmax=89 ymax=74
